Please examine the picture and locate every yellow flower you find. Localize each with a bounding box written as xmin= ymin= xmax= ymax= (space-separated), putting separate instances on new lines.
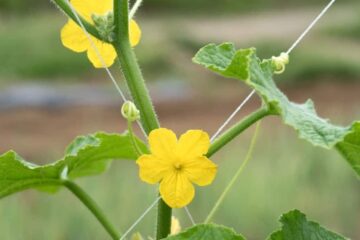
xmin=137 ymin=128 xmax=217 ymax=208
xmin=60 ymin=0 xmax=141 ymax=68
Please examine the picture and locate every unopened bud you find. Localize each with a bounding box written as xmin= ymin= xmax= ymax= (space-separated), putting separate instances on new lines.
xmin=271 ymin=52 xmax=289 ymax=74
xmin=121 ymin=101 xmax=140 ymax=122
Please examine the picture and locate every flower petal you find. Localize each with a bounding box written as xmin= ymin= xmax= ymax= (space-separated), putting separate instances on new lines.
xmin=160 ymin=172 xmax=195 ymax=208
xmin=149 ymin=128 xmax=177 ymax=160
xmin=86 ymin=39 xmax=116 ymax=68
xmin=129 ymin=20 xmax=141 ymax=47
xmin=70 ymin=0 xmax=92 ymax=21
xmin=136 ymin=154 xmax=170 ymax=184
xmin=71 ymin=0 xmax=112 ymax=22
xmin=177 ymin=130 xmax=210 ymax=158
xmin=184 ymin=156 xmax=217 ymax=186
xmin=88 ymin=0 xmax=112 ymax=15
xmin=61 ymin=20 xmax=89 ymax=53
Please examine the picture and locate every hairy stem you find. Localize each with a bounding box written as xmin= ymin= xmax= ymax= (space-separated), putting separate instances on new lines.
xmin=64 ymin=181 xmax=120 ymax=240
xmin=205 ymin=122 xmax=261 ymax=223
xmin=113 ymin=0 xmax=171 ymax=239
xmin=51 ymin=0 xmax=102 ymax=40
xmin=208 ymin=107 xmax=271 ymax=157
xmin=113 ymin=0 xmax=160 ymax=134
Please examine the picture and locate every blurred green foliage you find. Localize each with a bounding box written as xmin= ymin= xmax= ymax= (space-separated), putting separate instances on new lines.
xmin=0 ymin=0 xmax=358 ymax=83
xmin=0 ymin=0 xmax=321 ymax=14
xmin=324 ymin=19 xmax=360 ymax=41
xmin=0 ymin=14 xmax=92 ymax=80
xmin=0 ymin=0 xmax=354 ymax=14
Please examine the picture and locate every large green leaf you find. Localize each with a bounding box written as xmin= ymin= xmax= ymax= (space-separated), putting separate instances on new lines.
xmin=268 ymin=210 xmax=348 ymax=240
xmin=0 ymin=151 xmax=63 ymax=198
xmin=163 ymin=224 xmax=245 ymax=240
xmin=0 ymin=132 xmax=147 ymax=198
xmin=194 ymin=43 xmax=360 ymax=176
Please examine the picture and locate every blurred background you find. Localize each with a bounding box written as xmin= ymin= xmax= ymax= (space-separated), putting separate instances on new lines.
xmin=0 ymin=0 xmax=359 ymax=239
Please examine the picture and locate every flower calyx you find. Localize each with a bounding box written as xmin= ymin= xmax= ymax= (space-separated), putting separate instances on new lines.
xmin=91 ymin=11 xmax=116 ymax=42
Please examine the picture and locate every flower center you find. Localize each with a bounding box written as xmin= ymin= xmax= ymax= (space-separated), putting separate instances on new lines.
xmin=173 ymin=162 xmax=183 ymax=171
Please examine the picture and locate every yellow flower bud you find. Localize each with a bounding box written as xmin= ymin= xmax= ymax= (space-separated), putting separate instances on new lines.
xmin=131 ymin=233 xmax=144 ymax=240
xmin=121 ymin=101 xmax=140 ymax=122
xmin=171 ymin=216 xmax=181 ymax=235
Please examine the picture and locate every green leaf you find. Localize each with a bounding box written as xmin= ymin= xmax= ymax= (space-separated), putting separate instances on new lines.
xmin=268 ymin=210 xmax=348 ymax=240
xmin=63 ymin=132 xmax=148 ymax=178
xmin=0 ymin=132 xmax=147 ymax=198
xmin=0 ymin=151 xmax=63 ymax=198
xmin=336 ymin=122 xmax=360 ymax=175
xmin=163 ymin=224 xmax=245 ymax=240
xmin=194 ymin=43 xmax=360 ymax=176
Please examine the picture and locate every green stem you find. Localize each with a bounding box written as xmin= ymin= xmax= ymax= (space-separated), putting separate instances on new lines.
xmin=205 ymin=122 xmax=262 ymax=223
xmin=51 ymin=0 xmax=103 ymax=40
xmin=113 ymin=1 xmax=171 ymax=239
xmin=156 ymin=198 xmax=172 ymax=239
xmin=113 ymin=0 xmax=160 ymax=134
xmin=207 ymin=107 xmax=271 ymax=157
xmin=63 ymin=181 xmax=120 ymax=240
xmin=128 ymin=120 xmax=143 ymax=156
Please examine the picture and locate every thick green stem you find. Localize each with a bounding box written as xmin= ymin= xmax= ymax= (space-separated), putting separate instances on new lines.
xmin=51 ymin=0 xmax=103 ymax=40
xmin=207 ymin=107 xmax=271 ymax=157
xmin=64 ymin=181 xmax=120 ymax=240
xmin=113 ymin=0 xmax=160 ymax=134
xmin=113 ymin=0 xmax=171 ymax=239
xmin=156 ymin=198 xmax=172 ymax=239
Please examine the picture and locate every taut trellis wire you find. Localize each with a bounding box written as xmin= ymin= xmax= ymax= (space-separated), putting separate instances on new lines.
xmin=210 ymin=0 xmax=337 ymax=143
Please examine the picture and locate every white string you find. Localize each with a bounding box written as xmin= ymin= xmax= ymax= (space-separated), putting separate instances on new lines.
xmin=130 ymin=0 xmax=143 ymax=19
xmin=210 ymin=0 xmax=336 ymax=142
xmin=286 ymin=0 xmax=336 ymax=55
xmin=210 ymin=90 xmax=255 ymax=142
xmin=65 ymin=0 xmax=147 ymax=138
xmin=184 ymin=207 xmax=196 ymax=225
xmin=119 ymin=197 xmax=161 ymax=240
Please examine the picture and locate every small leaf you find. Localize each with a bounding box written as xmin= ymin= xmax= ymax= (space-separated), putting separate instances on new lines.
xmin=163 ymin=224 xmax=245 ymax=240
xmin=268 ymin=210 xmax=348 ymax=240
xmin=0 ymin=132 xmax=147 ymax=199
xmin=194 ymin=43 xmax=360 ymax=176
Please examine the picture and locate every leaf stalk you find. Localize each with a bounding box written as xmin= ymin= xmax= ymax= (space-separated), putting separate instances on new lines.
xmin=64 ymin=181 xmax=121 ymax=239
xmin=208 ymin=107 xmax=271 ymax=157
